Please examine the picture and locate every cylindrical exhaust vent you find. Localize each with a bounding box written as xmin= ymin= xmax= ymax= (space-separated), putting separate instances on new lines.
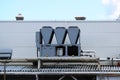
xmin=41 ymin=26 xmax=54 ymax=44
xmin=15 ymin=14 xmax=24 ymax=20
xmin=75 ymin=16 xmax=86 ymax=20
xmin=68 ymin=26 xmax=80 ymax=44
xmin=54 ymin=27 xmax=67 ymax=44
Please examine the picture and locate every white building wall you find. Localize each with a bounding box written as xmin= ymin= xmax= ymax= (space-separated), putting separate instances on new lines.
xmin=0 ymin=21 xmax=120 ymax=58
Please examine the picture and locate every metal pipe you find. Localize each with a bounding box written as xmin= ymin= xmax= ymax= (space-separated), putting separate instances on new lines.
xmin=39 ymin=57 xmax=99 ymax=62
xmin=37 ymin=48 xmax=39 ymax=57
xmin=0 ymin=58 xmax=38 ymax=63
xmin=58 ymin=75 xmax=65 ymax=80
xmin=71 ymin=75 xmax=78 ymax=80
xmin=35 ymin=74 xmax=39 ymax=80
xmin=0 ymin=57 xmax=99 ymax=63
xmin=3 ymin=63 xmax=6 ymax=80
xmin=38 ymin=60 xmax=41 ymax=69
xmin=111 ymin=58 xmax=113 ymax=66
xmin=2 ymin=71 xmax=120 ymax=75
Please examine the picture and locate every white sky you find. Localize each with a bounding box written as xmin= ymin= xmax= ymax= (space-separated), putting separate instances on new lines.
xmin=102 ymin=0 xmax=120 ymax=19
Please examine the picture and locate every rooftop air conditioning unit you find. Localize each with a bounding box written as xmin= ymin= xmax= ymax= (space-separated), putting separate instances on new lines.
xmin=0 ymin=49 xmax=12 ymax=59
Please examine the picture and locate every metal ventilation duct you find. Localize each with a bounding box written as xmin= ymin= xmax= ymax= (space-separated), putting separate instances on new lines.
xmin=41 ymin=26 xmax=54 ymax=44
xmin=15 ymin=14 xmax=24 ymax=21
xmin=75 ymin=16 xmax=86 ymax=20
xmin=68 ymin=26 xmax=80 ymax=44
xmin=54 ymin=27 xmax=67 ymax=44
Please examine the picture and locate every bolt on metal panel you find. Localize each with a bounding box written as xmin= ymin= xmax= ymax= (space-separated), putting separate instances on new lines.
xmin=41 ymin=26 xmax=54 ymax=44
xmin=41 ymin=46 xmax=55 ymax=57
xmin=54 ymin=27 xmax=67 ymax=44
xmin=68 ymin=26 xmax=80 ymax=44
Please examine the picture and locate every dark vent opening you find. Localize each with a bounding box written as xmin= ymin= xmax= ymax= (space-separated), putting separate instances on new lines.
xmin=68 ymin=46 xmax=78 ymax=56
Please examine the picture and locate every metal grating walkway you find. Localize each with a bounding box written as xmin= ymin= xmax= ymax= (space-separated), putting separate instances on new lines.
xmin=0 ymin=64 xmax=120 ymax=75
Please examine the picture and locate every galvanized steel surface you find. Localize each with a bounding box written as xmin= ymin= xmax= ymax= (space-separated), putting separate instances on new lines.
xmin=0 ymin=64 xmax=120 ymax=75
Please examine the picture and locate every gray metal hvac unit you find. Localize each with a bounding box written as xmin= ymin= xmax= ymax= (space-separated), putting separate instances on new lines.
xmin=68 ymin=26 xmax=80 ymax=44
xmin=36 ymin=31 xmax=42 ymax=48
xmin=36 ymin=26 xmax=81 ymax=57
xmin=54 ymin=27 xmax=67 ymax=56
xmin=41 ymin=26 xmax=54 ymax=44
xmin=0 ymin=49 xmax=12 ymax=59
xmin=67 ymin=26 xmax=81 ymax=56
xmin=40 ymin=26 xmax=55 ymax=57
xmin=54 ymin=27 xmax=67 ymax=44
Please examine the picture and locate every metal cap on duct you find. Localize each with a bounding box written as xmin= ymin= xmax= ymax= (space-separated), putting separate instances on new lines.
xmin=41 ymin=26 xmax=54 ymax=44
xmin=15 ymin=14 xmax=24 ymax=20
xmin=55 ymin=27 xmax=67 ymax=44
xmin=68 ymin=26 xmax=80 ymax=44
xmin=75 ymin=16 xmax=86 ymax=20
